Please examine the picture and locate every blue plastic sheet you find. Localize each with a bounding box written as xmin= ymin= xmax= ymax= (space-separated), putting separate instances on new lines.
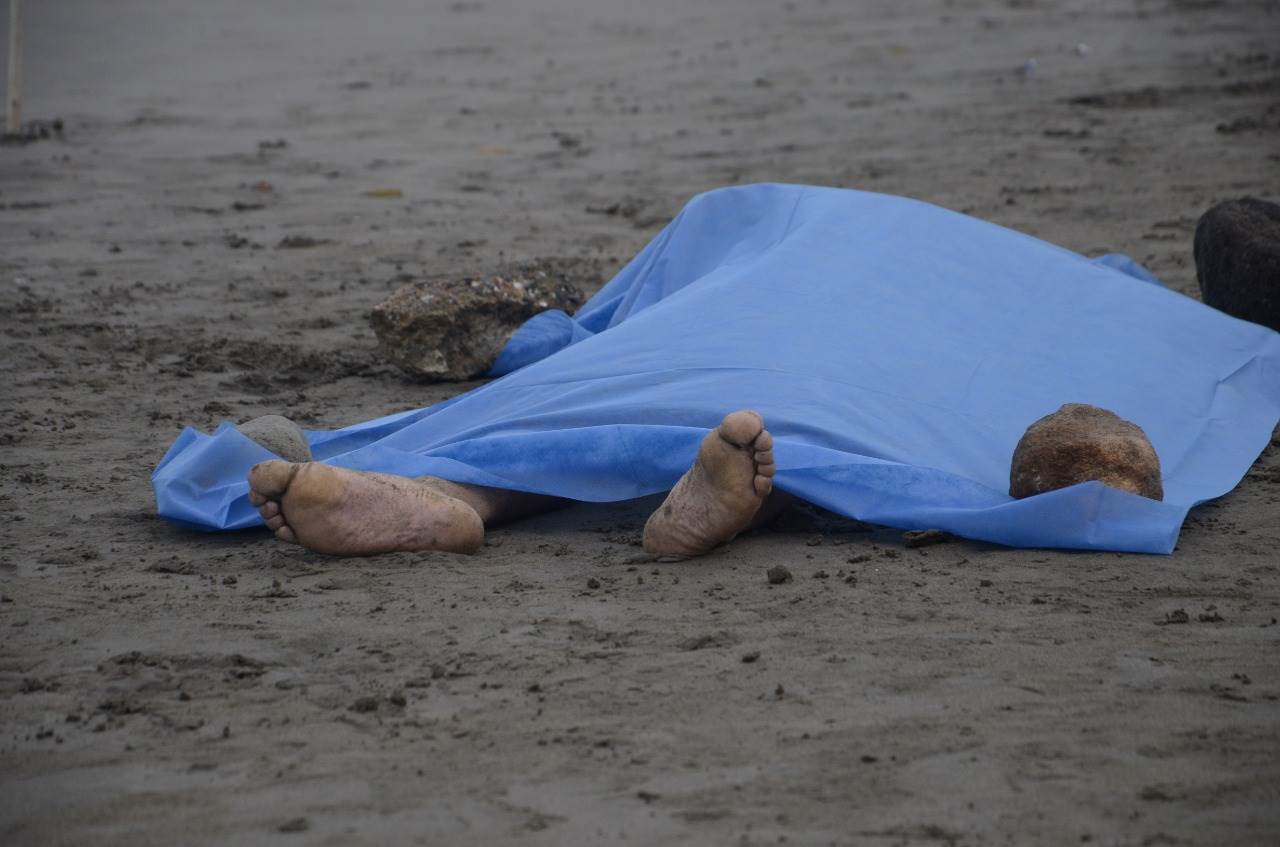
xmin=153 ymin=184 xmax=1280 ymax=553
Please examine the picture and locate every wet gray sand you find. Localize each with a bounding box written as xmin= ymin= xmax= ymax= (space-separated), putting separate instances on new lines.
xmin=2 ymin=0 xmax=1279 ymax=843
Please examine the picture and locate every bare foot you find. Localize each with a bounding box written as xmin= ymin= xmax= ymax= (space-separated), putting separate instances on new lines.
xmin=642 ymin=410 xmax=776 ymax=558
xmin=247 ymin=461 xmax=484 ymax=556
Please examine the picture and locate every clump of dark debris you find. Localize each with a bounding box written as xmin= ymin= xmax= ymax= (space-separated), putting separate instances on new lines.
xmin=1 ymin=119 xmax=64 ymax=145
xmin=370 ymin=257 xmax=602 ymax=381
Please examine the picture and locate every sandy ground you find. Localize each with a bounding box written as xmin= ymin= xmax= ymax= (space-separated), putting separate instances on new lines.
xmin=2 ymin=0 xmax=1280 ymax=844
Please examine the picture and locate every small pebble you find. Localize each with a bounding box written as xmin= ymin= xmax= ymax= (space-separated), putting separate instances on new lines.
xmin=350 ymin=696 xmax=380 ymax=713
xmin=766 ymin=565 xmax=793 ymax=584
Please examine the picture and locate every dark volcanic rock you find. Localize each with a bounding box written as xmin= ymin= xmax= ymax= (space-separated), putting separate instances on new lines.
xmin=1194 ymin=197 xmax=1280 ymax=332
xmin=237 ymin=415 xmax=313 ymax=463
xmin=370 ymin=262 xmax=587 ymax=381
xmin=1009 ymin=404 xmax=1163 ymax=501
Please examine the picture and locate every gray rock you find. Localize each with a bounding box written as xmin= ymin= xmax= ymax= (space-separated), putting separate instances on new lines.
xmin=1009 ymin=403 xmax=1162 ymax=501
xmin=370 ymin=262 xmax=587 ymax=381
xmin=766 ymin=565 xmax=793 ymax=584
xmin=1194 ymin=197 xmax=1280 ymax=332
xmin=237 ymin=415 xmax=313 ymax=463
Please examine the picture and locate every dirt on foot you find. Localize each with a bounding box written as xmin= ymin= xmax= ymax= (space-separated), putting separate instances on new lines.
xmin=248 ymin=461 xmax=485 ymax=555
xmin=643 ymin=410 xmax=775 ymax=557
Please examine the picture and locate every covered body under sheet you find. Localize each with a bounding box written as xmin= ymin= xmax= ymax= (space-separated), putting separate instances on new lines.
xmin=153 ymin=184 xmax=1280 ymax=553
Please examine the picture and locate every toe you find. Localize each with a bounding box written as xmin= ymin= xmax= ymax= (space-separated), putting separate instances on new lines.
xmin=719 ymin=410 xmax=765 ymax=447
xmin=754 ymin=474 xmax=773 ymax=496
xmin=259 ymin=501 xmax=280 ymax=520
xmin=248 ymin=490 xmax=266 ymax=507
xmin=275 ymin=525 xmax=297 ymax=544
xmin=754 ymin=430 xmax=773 ymax=452
xmin=265 ymin=514 xmax=285 ymax=531
xmin=248 ymin=460 xmax=297 ymax=499
xmin=757 ymin=460 xmax=776 ymax=478
xmin=754 ymin=449 xmax=774 ymax=467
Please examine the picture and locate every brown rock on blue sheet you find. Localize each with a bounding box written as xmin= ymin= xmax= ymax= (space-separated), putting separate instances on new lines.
xmin=1009 ymin=403 xmax=1163 ymax=501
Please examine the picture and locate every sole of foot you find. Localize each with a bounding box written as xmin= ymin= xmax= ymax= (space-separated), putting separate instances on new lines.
xmin=247 ymin=461 xmax=484 ymax=556
xmin=641 ymin=409 xmax=776 ymax=558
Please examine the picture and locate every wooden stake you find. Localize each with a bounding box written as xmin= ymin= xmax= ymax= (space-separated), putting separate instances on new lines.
xmin=6 ymin=0 xmax=21 ymax=135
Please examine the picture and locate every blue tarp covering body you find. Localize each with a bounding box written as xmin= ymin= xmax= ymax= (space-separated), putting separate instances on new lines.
xmin=153 ymin=184 xmax=1280 ymax=553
